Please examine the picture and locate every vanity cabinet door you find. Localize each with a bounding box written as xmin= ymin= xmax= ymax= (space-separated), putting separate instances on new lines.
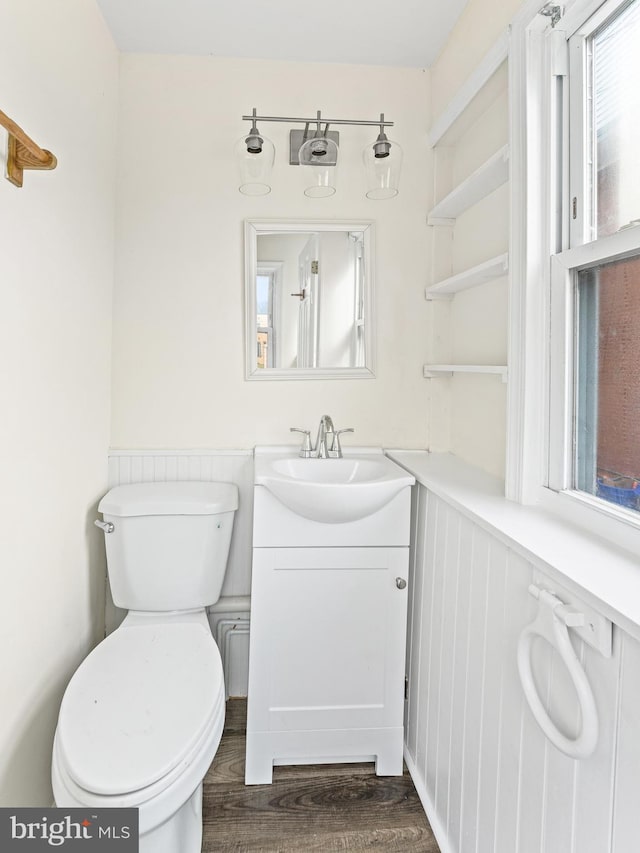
xmin=247 ymin=546 xmax=409 ymax=736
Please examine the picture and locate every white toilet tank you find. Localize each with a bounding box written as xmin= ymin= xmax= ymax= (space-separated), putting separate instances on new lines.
xmin=98 ymin=482 xmax=239 ymax=611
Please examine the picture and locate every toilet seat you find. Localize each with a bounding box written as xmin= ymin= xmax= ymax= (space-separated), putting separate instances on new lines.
xmin=56 ymin=619 xmax=225 ymax=798
xmin=53 ymin=698 xmax=225 ymax=837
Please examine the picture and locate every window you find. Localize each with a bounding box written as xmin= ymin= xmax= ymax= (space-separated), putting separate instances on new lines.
xmin=547 ymin=0 xmax=640 ymax=520
xmin=568 ymin=0 xmax=640 ymax=245
xmin=575 ymin=254 xmax=640 ymax=508
xmin=509 ymin=0 xmax=640 ymax=547
xmin=255 ymin=265 xmax=280 ymax=369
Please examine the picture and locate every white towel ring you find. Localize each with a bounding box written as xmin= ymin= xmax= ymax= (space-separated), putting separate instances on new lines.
xmin=517 ymin=586 xmax=598 ymax=760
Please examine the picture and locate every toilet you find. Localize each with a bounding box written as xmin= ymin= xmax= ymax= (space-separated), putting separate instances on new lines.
xmin=52 ymin=481 xmax=239 ymax=853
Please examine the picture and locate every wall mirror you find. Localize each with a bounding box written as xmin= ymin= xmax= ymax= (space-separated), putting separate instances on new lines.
xmin=244 ymin=220 xmax=375 ymax=380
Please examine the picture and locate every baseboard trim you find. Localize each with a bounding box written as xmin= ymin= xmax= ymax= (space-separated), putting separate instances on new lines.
xmin=403 ymin=745 xmax=454 ymax=853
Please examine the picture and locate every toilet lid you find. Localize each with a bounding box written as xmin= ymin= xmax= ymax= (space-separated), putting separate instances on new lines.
xmin=57 ymin=622 xmax=224 ymax=796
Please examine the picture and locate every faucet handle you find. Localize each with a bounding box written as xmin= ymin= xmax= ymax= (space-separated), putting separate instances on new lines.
xmin=329 ymin=428 xmax=354 ymax=458
xmin=290 ymin=427 xmax=314 ymax=458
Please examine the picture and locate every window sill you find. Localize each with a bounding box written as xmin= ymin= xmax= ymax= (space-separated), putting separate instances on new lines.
xmin=386 ymin=450 xmax=640 ymax=641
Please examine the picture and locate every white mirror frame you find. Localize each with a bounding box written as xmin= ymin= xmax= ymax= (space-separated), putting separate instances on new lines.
xmin=244 ymin=219 xmax=376 ymax=380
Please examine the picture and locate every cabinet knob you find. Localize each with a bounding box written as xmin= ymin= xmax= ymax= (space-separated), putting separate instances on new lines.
xmin=396 ymin=577 xmax=407 ymax=590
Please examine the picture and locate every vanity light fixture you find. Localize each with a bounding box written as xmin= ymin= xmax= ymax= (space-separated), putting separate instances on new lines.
xmin=363 ymin=114 xmax=403 ymax=200
xmin=235 ymin=108 xmax=276 ymax=196
xmin=236 ymin=108 xmax=401 ymax=199
xmin=297 ymin=113 xmax=339 ymax=197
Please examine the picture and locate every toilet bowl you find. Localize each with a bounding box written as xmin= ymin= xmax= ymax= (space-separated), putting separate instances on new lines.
xmin=52 ymin=482 xmax=238 ymax=853
xmin=53 ymin=610 xmax=225 ymax=851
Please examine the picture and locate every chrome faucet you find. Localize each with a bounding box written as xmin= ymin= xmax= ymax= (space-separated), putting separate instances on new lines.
xmin=315 ymin=414 xmax=335 ymax=459
xmin=290 ymin=416 xmax=354 ymax=458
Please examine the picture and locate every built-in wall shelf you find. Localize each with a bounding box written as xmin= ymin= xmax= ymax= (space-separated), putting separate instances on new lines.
xmin=427 ymin=145 xmax=509 ymax=225
xmin=429 ymin=30 xmax=509 ymax=148
xmin=425 ymin=253 xmax=509 ymax=300
xmin=423 ymin=364 xmax=508 ymax=383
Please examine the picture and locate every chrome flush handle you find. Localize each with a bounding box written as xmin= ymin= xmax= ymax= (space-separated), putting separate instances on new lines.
xmin=94 ymin=519 xmax=114 ymax=534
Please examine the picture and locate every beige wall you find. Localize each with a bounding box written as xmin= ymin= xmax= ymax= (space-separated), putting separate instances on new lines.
xmin=427 ymin=0 xmax=524 ymax=478
xmin=431 ymin=0 xmax=523 ymax=118
xmin=0 ymin=0 xmax=118 ymax=805
xmin=111 ymin=56 xmax=431 ymax=450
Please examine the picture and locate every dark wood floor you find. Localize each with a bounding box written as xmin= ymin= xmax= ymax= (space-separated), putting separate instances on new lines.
xmin=202 ymin=700 xmax=440 ymax=852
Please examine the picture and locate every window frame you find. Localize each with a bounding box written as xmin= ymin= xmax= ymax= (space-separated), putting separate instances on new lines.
xmin=508 ymin=0 xmax=640 ymax=554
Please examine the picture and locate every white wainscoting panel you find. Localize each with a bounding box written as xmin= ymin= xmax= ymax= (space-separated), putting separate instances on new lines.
xmin=405 ymin=482 xmax=640 ymax=853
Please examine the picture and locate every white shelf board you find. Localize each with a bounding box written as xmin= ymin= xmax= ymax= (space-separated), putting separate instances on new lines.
xmin=423 ymin=364 xmax=508 ymax=383
xmin=428 ymin=145 xmax=509 ymax=225
xmin=425 ymin=253 xmax=509 ymax=300
xmin=429 ymin=30 xmax=509 ymax=148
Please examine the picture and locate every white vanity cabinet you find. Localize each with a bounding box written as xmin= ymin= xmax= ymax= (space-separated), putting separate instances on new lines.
xmin=245 ymin=479 xmax=412 ymax=785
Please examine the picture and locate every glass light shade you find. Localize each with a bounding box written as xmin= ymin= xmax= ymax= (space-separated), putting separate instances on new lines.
xmin=235 ymin=133 xmax=275 ymax=196
xmin=363 ymin=138 xmax=402 ymax=199
xmin=299 ymin=136 xmax=338 ymax=198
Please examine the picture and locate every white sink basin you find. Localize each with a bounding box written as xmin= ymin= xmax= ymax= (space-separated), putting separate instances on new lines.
xmin=254 ymin=449 xmax=415 ymax=523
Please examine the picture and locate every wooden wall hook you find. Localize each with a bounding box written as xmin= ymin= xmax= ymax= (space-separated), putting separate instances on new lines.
xmin=0 ymin=109 xmax=57 ymax=188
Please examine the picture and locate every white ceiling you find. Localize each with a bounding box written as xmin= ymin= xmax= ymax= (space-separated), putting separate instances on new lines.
xmin=95 ymin=0 xmax=469 ymax=68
